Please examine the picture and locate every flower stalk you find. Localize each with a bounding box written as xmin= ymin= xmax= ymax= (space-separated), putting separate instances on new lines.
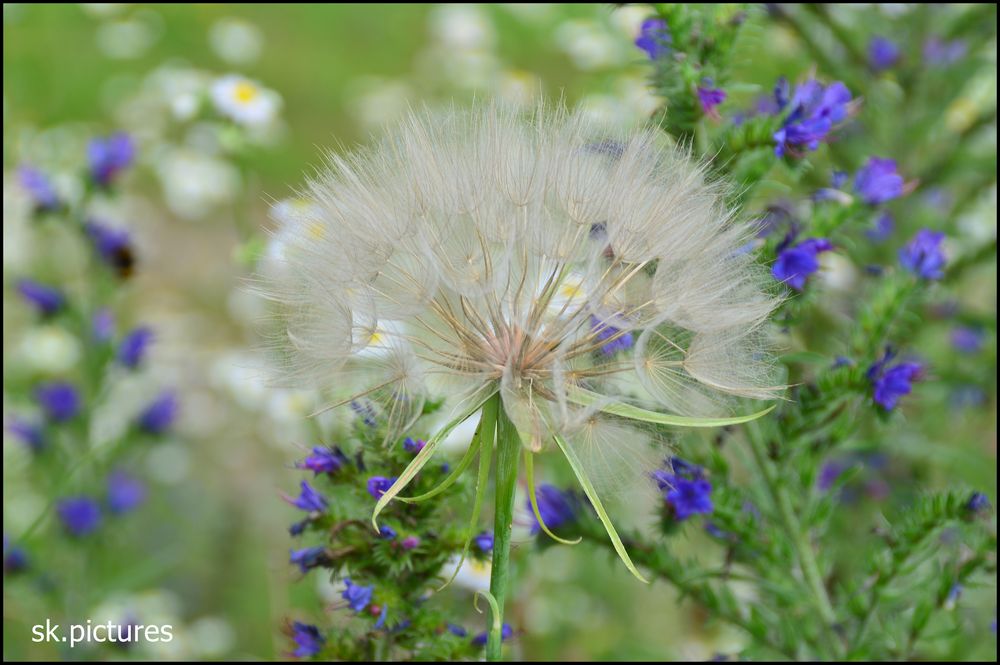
xmin=487 ymin=396 xmax=521 ymax=661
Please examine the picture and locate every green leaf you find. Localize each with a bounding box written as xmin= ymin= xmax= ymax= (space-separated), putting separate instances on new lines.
xmin=524 ymin=449 xmax=581 ymax=545
xmin=398 ymin=421 xmax=482 ymax=503
xmin=438 ymin=393 xmax=498 ymax=591
xmin=567 ymin=386 xmax=775 ymax=428
xmin=553 ymin=433 xmax=649 ymax=584
xmin=371 ymin=389 xmax=495 ymax=531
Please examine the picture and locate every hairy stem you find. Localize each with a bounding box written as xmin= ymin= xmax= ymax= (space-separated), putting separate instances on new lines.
xmin=487 ymin=396 xmax=520 ymax=661
xmin=746 ymin=421 xmax=841 ymax=659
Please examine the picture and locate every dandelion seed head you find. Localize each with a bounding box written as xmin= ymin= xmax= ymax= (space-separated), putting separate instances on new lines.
xmin=260 ymin=103 xmax=780 ymax=467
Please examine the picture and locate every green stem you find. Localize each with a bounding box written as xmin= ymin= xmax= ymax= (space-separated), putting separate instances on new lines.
xmin=487 ymin=398 xmax=520 ymax=661
xmin=746 ymin=422 xmax=841 ymax=659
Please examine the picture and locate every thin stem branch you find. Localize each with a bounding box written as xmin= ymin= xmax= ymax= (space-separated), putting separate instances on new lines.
xmin=745 ymin=421 xmax=841 ymax=659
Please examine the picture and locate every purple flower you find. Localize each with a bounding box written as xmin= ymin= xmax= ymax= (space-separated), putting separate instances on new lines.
xmin=4 ymin=534 xmax=29 ymax=574
xmin=403 ymin=437 xmax=426 ymax=454
xmin=527 ymin=485 xmax=577 ymax=535
xmin=854 ymin=157 xmax=905 ymax=205
xmin=117 ymin=326 xmax=154 ymax=368
xmin=6 ymin=418 xmax=45 ymax=452
xmin=652 ymin=458 xmax=714 ymax=521
xmin=447 ymin=624 xmax=468 ymax=637
xmin=666 ymin=477 xmax=714 ymax=520
xmin=401 ymin=535 xmax=420 ymax=550
xmin=367 ymin=476 xmax=396 ymax=500
xmin=106 ymin=470 xmax=146 ymax=514
xmin=138 ymin=391 xmax=178 ymax=435
xmin=57 ymin=496 xmax=102 ymax=536
xmin=290 ymin=546 xmax=329 ymax=573
xmin=817 ymin=460 xmax=846 ymax=492
xmin=966 ymin=492 xmax=991 ymax=515
xmin=379 ymin=526 xmax=397 ymax=540
xmin=289 ymin=519 xmax=309 ymax=537
xmin=286 ymin=480 xmax=328 ymax=513
xmin=924 ymin=37 xmax=967 ymax=66
xmin=869 ymin=36 xmax=900 ymax=71
xmin=474 ymin=531 xmax=494 ymax=554
xmin=87 ymin=133 xmax=135 ymax=186
xmin=635 ymin=17 xmax=671 ymax=59
xmin=867 ymin=350 xmax=923 ymax=411
xmin=16 ymin=279 xmax=65 ymax=317
xmin=296 ymin=446 xmax=348 ymax=475
xmin=899 ymin=229 xmax=946 ymax=280
xmin=18 ymin=166 xmax=60 ymax=211
xmin=773 ymin=79 xmax=852 ymax=157
xmin=290 ymin=622 xmax=324 ymax=658
xmin=472 ymin=623 xmax=513 ymax=647
xmin=951 ymin=326 xmax=984 ymax=354
xmin=697 ymin=85 xmax=726 ymax=120
xmin=341 ymin=578 xmax=374 ymax=613
xmin=865 ymin=212 xmax=895 ymax=243
xmin=772 ymin=237 xmax=834 ymax=290
xmin=84 ymin=221 xmax=135 ymax=278
xmin=35 ymin=382 xmax=81 ymax=423
xmin=350 ymin=400 xmax=377 ymax=427
xmin=92 ymin=308 xmax=115 ymax=342
xmin=589 ymin=316 xmax=634 ymax=356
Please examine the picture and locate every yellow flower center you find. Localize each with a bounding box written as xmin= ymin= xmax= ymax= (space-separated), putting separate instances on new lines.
xmin=233 ymin=81 xmax=258 ymax=104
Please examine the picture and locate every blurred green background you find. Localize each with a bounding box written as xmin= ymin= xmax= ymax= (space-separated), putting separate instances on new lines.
xmin=3 ymin=3 xmax=996 ymax=661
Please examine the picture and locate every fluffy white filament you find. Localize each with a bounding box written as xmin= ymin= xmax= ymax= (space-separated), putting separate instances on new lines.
xmin=258 ymin=104 xmax=780 ymax=479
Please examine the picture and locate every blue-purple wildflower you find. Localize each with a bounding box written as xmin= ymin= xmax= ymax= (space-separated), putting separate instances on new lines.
xmin=867 ymin=349 xmax=923 ymax=411
xmin=773 ymin=79 xmax=852 ymax=156
xmin=869 ymin=36 xmax=900 ymax=71
xmin=854 ymin=157 xmax=905 ymax=205
xmin=472 ymin=623 xmax=513 ymax=647
xmin=474 ymin=531 xmax=494 ymax=554
xmin=35 ymin=381 xmax=81 ymax=422
xmin=697 ymin=84 xmax=726 ymax=120
xmin=635 ymin=17 xmax=671 ymax=59
xmin=106 ymin=470 xmax=146 ymax=514
xmin=138 ymin=391 xmax=178 ymax=435
xmin=403 ymin=437 xmax=426 ymax=454
xmin=865 ymin=212 xmax=895 ymax=243
xmin=18 ymin=166 xmax=60 ymax=211
xmin=527 ymin=485 xmax=577 ymax=535
xmin=367 ymin=476 xmax=396 ymax=500
xmin=653 ymin=457 xmax=714 ymax=521
xmin=341 ymin=578 xmax=374 ymax=613
xmin=16 ymin=280 xmax=65 ymax=317
xmin=401 ymin=535 xmax=420 ymax=550
xmin=290 ymin=622 xmax=325 ymax=658
xmin=286 ymin=480 xmax=328 ymax=513
xmin=117 ymin=326 xmax=154 ymax=368
xmin=966 ymin=492 xmax=991 ymax=516
xmin=924 ymin=37 xmax=967 ymax=66
xmin=589 ymin=316 xmax=634 ymax=356
xmin=87 ymin=133 xmax=135 ymax=187
xmin=290 ymin=546 xmax=329 ymax=574
xmin=92 ymin=308 xmax=115 ymax=342
xmin=6 ymin=418 xmax=45 ymax=452
xmin=772 ymin=237 xmax=834 ymax=290
xmin=57 ymin=496 xmax=103 ymax=537
xmin=899 ymin=229 xmax=946 ymax=280
xmin=84 ymin=221 xmax=135 ymax=277
xmin=951 ymin=326 xmax=984 ymax=354
xmin=296 ymin=446 xmax=348 ymax=475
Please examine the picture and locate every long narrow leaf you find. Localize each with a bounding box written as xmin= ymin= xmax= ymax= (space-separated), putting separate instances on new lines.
xmin=372 ymin=391 xmax=494 ymax=531
xmin=567 ymin=386 xmax=775 ymax=428
xmin=398 ymin=419 xmax=482 ymax=503
xmin=524 ymin=448 xmax=581 ymax=545
xmin=439 ymin=393 xmax=498 ymax=591
xmin=553 ymin=433 xmax=649 ymax=583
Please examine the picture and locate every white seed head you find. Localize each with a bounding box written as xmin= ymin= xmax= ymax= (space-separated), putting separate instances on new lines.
xmin=257 ymin=103 xmax=781 ymax=460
